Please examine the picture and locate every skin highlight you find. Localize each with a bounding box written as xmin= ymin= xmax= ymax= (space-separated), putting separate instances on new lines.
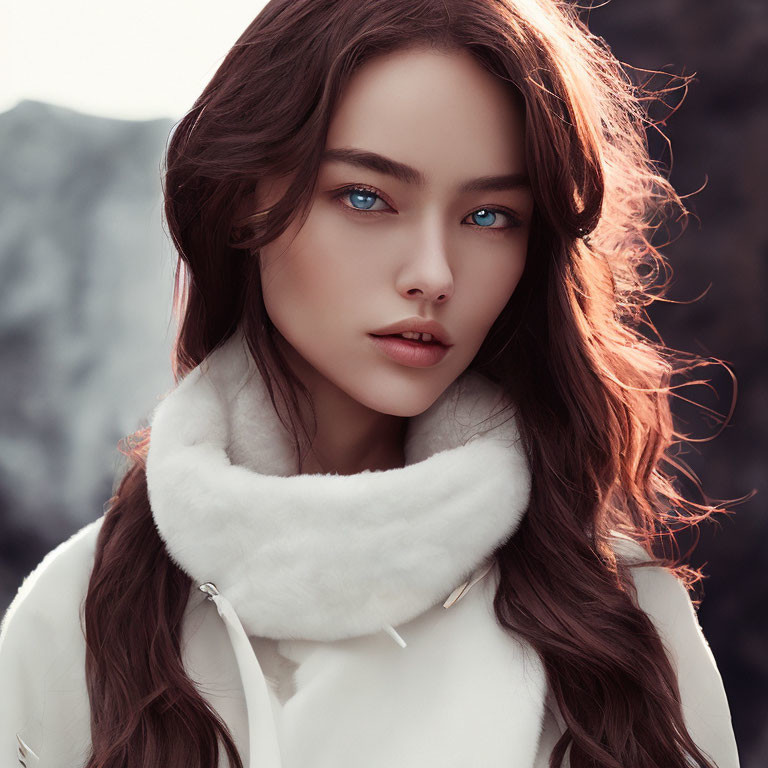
xmin=257 ymin=46 xmax=533 ymax=475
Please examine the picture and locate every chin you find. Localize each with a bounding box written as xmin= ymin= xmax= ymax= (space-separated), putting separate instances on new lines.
xmin=355 ymin=378 xmax=453 ymax=419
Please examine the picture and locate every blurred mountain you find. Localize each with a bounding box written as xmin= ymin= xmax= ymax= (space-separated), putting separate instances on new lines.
xmin=0 ymin=100 xmax=175 ymax=601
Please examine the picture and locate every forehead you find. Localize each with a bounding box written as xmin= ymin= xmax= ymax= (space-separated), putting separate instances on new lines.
xmin=324 ymin=46 xmax=527 ymax=184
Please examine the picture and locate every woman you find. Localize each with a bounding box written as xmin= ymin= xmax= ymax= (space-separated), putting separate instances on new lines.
xmin=0 ymin=0 xmax=739 ymax=766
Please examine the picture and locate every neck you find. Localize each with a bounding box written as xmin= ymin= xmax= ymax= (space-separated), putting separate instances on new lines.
xmin=276 ymin=334 xmax=408 ymax=476
xmin=300 ymin=414 xmax=407 ymax=475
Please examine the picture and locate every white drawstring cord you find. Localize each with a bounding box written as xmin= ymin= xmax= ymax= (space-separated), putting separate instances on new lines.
xmin=382 ymin=623 xmax=407 ymax=647
xmin=198 ymin=567 xmax=490 ymax=766
xmin=443 ymin=560 xmax=494 ymax=609
xmin=199 ymin=583 xmax=283 ymax=768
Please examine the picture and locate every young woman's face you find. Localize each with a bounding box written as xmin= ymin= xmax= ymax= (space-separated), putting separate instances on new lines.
xmin=258 ymin=45 xmax=533 ymax=417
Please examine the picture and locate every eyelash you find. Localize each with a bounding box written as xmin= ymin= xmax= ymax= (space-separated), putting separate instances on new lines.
xmin=331 ymin=184 xmax=522 ymax=234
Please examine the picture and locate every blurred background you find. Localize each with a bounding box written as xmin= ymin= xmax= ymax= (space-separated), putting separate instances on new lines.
xmin=0 ymin=0 xmax=765 ymax=765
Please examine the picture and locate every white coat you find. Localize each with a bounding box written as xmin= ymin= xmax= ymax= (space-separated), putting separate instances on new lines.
xmin=0 ymin=330 xmax=740 ymax=767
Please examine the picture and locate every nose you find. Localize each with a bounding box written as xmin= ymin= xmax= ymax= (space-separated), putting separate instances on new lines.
xmin=396 ymin=228 xmax=454 ymax=304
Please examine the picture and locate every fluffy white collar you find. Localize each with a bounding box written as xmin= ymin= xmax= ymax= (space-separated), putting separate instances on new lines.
xmin=145 ymin=327 xmax=532 ymax=642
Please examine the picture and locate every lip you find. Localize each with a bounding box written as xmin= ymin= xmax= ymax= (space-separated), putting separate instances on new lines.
xmin=368 ymin=333 xmax=450 ymax=368
xmin=369 ymin=317 xmax=453 ymax=346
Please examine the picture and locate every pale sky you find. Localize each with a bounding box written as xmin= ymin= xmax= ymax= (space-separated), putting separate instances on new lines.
xmin=1 ymin=1 xmax=269 ymax=121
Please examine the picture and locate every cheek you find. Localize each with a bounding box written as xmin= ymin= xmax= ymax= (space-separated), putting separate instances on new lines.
xmin=466 ymin=244 xmax=528 ymax=335
xmin=261 ymin=252 xmax=325 ymax=343
xmin=259 ymin=216 xmax=378 ymax=332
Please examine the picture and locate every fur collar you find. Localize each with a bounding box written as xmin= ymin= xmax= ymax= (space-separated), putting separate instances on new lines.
xmin=145 ymin=327 xmax=532 ymax=642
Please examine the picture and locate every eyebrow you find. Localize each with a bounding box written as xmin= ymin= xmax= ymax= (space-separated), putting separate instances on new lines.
xmin=320 ymin=147 xmax=530 ymax=193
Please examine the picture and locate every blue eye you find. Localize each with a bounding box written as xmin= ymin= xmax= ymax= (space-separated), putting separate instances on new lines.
xmin=472 ymin=209 xmax=502 ymax=227
xmin=466 ymin=208 xmax=520 ymax=231
xmin=348 ymin=189 xmax=378 ymax=210
xmin=335 ymin=186 xmax=389 ymax=212
xmin=333 ymin=185 xmax=521 ymax=232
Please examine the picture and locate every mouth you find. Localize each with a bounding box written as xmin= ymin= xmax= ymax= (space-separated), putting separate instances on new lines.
xmin=368 ymin=333 xmax=451 ymax=367
xmin=368 ymin=333 xmax=448 ymax=348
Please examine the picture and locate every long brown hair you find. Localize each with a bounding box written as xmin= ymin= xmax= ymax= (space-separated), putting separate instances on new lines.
xmin=83 ymin=1 xmax=739 ymax=766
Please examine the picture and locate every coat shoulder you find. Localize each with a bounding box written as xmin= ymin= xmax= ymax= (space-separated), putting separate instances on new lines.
xmin=0 ymin=515 xmax=104 ymax=767
xmin=1 ymin=515 xmax=104 ymax=644
xmin=607 ymin=531 xmax=740 ymax=768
